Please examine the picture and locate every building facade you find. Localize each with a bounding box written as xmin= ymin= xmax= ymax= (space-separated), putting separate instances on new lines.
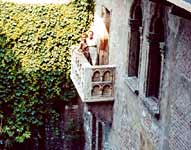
xmin=71 ymin=0 xmax=191 ymax=149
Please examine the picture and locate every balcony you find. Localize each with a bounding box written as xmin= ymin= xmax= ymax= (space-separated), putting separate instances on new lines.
xmin=70 ymin=46 xmax=115 ymax=103
xmin=167 ymin=0 xmax=191 ymax=13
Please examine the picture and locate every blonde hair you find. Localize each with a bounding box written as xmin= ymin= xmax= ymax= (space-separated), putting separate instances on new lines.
xmin=81 ymin=33 xmax=87 ymax=39
xmin=88 ymin=30 xmax=94 ymax=34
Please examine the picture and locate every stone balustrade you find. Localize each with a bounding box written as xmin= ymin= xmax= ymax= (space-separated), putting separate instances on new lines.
xmin=70 ymin=46 xmax=115 ymax=102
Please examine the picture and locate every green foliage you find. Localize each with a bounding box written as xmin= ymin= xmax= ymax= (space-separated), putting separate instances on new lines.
xmin=0 ymin=0 xmax=94 ymax=145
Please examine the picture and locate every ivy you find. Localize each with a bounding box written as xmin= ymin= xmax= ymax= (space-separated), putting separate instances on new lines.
xmin=0 ymin=0 xmax=95 ymax=146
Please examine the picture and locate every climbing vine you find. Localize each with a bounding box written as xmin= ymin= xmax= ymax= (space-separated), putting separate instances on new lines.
xmin=0 ymin=0 xmax=95 ymax=146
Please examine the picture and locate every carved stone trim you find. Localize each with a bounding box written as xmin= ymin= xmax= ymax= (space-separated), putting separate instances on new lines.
xmin=71 ymin=45 xmax=115 ymax=102
xmin=142 ymin=97 xmax=160 ymax=117
xmin=92 ymin=70 xmax=101 ymax=82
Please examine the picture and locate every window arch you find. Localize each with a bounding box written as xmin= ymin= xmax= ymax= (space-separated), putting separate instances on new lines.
xmin=128 ymin=0 xmax=142 ymax=77
xmin=146 ymin=6 xmax=164 ymax=99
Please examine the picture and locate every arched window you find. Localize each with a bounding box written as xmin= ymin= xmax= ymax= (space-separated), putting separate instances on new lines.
xmin=128 ymin=0 xmax=142 ymax=77
xmin=146 ymin=13 xmax=164 ymax=99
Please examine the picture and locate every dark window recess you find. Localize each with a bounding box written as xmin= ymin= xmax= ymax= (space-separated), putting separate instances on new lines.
xmin=92 ymin=114 xmax=97 ymax=150
xmin=146 ymin=16 xmax=164 ymax=99
xmin=146 ymin=42 xmax=161 ymax=98
xmin=98 ymin=122 xmax=103 ymax=150
xmin=128 ymin=2 xmax=142 ymax=77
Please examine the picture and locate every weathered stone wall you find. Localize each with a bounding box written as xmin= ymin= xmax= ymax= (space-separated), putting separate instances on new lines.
xmin=92 ymin=0 xmax=191 ymax=150
xmin=83 ymin=105 xmax=93 ymax=150
xmin=83 ymin=102 xmax=113 ymax=150
xmin=161 ymin=13 xmax=191 ymax=150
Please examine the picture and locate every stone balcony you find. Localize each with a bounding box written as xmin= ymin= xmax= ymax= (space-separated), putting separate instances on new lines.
xmin=70 ymin=47 xmax=115 ymax=103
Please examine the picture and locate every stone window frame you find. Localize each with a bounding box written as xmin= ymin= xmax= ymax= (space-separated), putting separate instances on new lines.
xmin=91 ymin=113 xmax=105 ymax=150
xmin=126 ymin=0 xmax=143 ymax=95
xmin=142 ymin=3 xmax=166 ymax=119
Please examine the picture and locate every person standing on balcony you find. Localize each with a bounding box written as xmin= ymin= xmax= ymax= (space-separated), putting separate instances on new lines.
xmin=79 ymin=33 xmax=92 ymax=65
xmin=87 ymin=30 xmax=98 ymax=65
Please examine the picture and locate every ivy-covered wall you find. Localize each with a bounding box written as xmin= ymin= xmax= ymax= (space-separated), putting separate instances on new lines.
xmin=0 ymin=0 xmax=94 ymax=147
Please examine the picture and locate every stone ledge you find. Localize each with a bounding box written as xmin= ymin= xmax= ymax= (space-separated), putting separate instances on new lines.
xmin=141 ymin=96 xmax=160 ymax=118
xmin=124 ymin=75 xmax=139 ymax=95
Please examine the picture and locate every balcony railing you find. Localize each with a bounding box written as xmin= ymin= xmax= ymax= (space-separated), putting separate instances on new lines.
xmin=70 ymin=46 xmax=115 ymax=103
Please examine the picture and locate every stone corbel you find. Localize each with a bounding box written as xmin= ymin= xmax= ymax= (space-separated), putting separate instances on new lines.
xmin=142 ymin=97 xmax=160 ymax=119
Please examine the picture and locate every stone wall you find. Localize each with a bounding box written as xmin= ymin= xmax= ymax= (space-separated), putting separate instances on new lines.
xmin=83 ymin=102 xmax=113 ymax=150
xmin=162 ymin=13 xmax=191 ymax=150
xmin=92 ymin=0 xmax=191 ymax=149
